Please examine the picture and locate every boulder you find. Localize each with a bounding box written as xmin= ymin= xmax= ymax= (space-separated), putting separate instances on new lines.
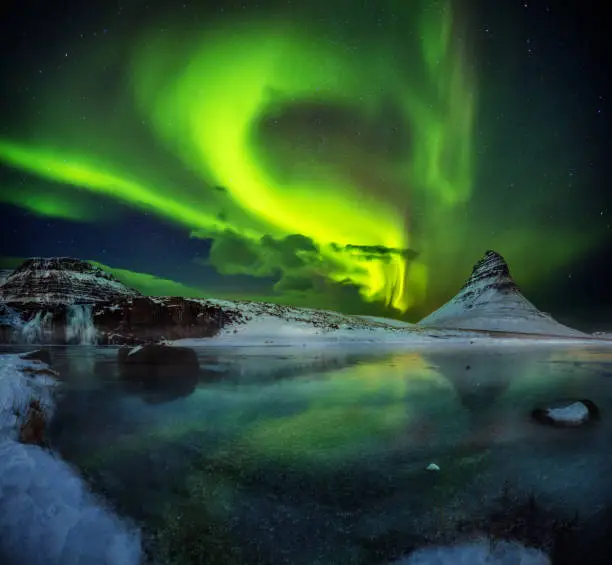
xmin=20 ymin=349 xmax=52 ymax=366
xmin=118 ymin=344 xmax=200 ymax=402
xmin=94 ymin=296 xmax=234 ymax=345
xmin=18 ymin=399 xmax=48 ymax=447
xmin=531 ymin=399 xmax=600 ymax=428
xmin=118 ymin=343 xmax=200 ymax=380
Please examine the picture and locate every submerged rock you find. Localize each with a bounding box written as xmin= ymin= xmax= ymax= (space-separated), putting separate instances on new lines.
xmin=531 ymin=399 xmax=600 ymax=428
xmin=118 ymin=344 xmax=200 ymax=403
xmin=20 ymin=349 xmax=52 ymax=366
xmin=118 ymin=344 xmax=200 ymax=379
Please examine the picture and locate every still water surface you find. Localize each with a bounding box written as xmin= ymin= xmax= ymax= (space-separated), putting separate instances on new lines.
xmin=4 ymin=343 xmax=612 ymax=564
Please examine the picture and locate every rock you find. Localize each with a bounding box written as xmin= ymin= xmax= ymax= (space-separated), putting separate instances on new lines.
xmin=20 ymin=349 xmax=52 ymax=366
xmin=125 ymin=374 xmax=199 ymax=404
xmin=425 ymin=463 xmax=440 ymax=471
xmin=0 ymin=257 xmax=139 ymax=306
xmin=94 ymin=296 xmax=233 ymax=344
xmin=418 ymin=250 xmax=585 ymax=337
xmin=18 ymin=399 xmax=48 ymax=447
xmin=21 ymin=365 xmax=60 ymax=378
xmin=118 ymin=343 xmax=200 ymax=380
xmin=531 ymin=399 xmax=600 ymax=427
xmin=118 ymin=344 xmax=200 ymax=402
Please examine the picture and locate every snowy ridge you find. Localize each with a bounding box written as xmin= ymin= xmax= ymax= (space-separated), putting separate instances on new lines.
xmin=418 ymin=251 xmax=586 ymax=337
xmin=0 ymin=353 xmax=141 ymax=565
xmin=0 ymin=257 xmax=139 ymax=305
xmin=170 ymin=298 xmax=600 ymax=347
xmin=186 ymin=297 xmax=430 ymax=344
xmin=199 ymin=298 xmax=413 ymax=332
xmin=593 ymin=331 xmax=612 ymax=338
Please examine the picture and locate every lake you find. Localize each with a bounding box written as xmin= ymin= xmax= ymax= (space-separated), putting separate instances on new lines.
xmin=4 ymin=343 xmax=612 ymax=564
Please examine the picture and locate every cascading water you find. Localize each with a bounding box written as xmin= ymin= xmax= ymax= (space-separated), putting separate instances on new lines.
xmin=66 ymin=304 xmax=98 ymax=345
xmin=21 ymin=311 xmax=55 ymax=344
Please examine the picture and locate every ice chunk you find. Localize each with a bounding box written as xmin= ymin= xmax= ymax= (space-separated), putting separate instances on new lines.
xmin=546 ymin=402 xmax=589 ymax=424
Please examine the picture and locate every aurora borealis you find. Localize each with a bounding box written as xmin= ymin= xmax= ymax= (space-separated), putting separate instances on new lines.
xmin=0 ymin=0 xmax=610 ymax=321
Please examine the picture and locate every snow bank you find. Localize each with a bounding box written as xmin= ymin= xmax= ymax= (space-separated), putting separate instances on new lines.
xmin=0 ymin=353 xmax=142 ymax=565
xmin=391 ymin=539 xmax=550 ymax=565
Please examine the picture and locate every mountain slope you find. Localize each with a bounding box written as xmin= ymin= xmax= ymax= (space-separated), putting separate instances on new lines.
xmin=93 ymin=296 xmax=432 ymax=346
xmin=0 ymin=269 xmax=12 ymax=286
xmin=418 ymin=250 xmax=585 ymax=337
xmin=0 ymin=257 xmax=140 ymax=305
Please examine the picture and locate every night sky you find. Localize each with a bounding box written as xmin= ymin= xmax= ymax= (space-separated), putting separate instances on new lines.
xmin=0 ymin=0 xmax=610 ymax=327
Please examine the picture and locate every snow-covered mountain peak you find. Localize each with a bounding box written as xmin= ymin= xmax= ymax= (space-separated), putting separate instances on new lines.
xmin=461 ymin=250 xmax=518 ymax=295
xmin=418 ymin=250 xmax=585 ymax=337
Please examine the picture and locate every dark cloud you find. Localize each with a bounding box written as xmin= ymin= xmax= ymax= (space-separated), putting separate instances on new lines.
xmin=202 ymin=232 xmax=419 ymax=300
xmin=201 ymin=232 xmax=322 ymax=281
xmin=330 ymin=243 xmax=419 ymax=262
xmin=200 ymin=232 xmax=377 ymax=306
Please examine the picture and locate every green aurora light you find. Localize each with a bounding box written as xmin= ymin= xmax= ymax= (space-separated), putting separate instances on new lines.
xmin=0 ymin=0 xmax=596 ymax=316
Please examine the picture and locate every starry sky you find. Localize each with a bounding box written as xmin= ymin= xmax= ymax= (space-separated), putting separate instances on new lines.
xmin=0 ymin=0 xmax=610 ymax=327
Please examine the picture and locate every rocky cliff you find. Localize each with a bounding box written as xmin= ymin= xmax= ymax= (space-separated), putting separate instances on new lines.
xmin=0 ymin=257 xmax=140 ymax=306
xmin=418 ymin=250 xmax=585 ymax=337
xmin=93 ymin=297 xmax=238 ymax=345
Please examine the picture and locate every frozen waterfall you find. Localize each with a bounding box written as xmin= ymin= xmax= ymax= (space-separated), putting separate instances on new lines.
xmin=18 ymin=304 xmax=97 ymax=345
xmin=66 ymin=304 xmax=97 ymax=345
xmin=21 ymin=311 xmax=54 ymax=344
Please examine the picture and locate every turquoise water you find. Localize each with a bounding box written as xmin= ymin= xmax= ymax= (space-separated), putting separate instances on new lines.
xmin=6 ymin=344 xmax=612 ymax=564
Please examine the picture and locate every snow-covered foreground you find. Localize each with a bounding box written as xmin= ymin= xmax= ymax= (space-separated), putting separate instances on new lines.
xmin=0 ymin=353 xmax=141 ymax=565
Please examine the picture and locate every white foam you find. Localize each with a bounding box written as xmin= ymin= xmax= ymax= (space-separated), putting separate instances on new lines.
xmin=66 ymin=304 xmax=98 ymax=345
